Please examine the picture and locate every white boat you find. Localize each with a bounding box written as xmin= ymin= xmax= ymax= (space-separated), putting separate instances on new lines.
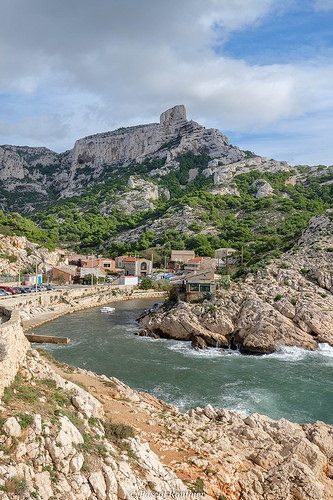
xmin=100 ymin=306 xmax=115 ymax=313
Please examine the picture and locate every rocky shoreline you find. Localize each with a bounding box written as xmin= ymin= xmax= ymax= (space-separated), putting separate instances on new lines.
xmin=0 ymin=348 xmax=332 ymax=499
xmin=139 ymin=212 xmax=333 ymax=354
xmin=0 ymin=274 xmax=332 ymax=498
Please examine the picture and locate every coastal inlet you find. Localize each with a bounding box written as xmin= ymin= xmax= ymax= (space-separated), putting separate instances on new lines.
xmin=32 ymin=298 xmax=333 ymax=425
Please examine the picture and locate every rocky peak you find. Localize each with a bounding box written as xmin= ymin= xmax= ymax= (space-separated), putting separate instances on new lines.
xmin=160 ymin=104 xmax=187 ymax=134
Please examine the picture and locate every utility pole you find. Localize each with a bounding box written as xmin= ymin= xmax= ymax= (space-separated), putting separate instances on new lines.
xmin=225 ymin=248 xmax=229 ymax=275
xmin=151 ymin=253 xmax=153 ymax=274
xmin=35 ymin=262 xmax=38 ymax=293
xmin=241 ymin=246 xmax=244 ymax=267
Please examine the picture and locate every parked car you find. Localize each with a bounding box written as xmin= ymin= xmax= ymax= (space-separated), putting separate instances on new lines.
xmin=0 ymin=286 xmax=19 ymax=294
xmin=0 ymin=288 xmax=11 ymax=296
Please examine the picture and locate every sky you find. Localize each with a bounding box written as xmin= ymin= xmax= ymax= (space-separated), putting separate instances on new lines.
xmin=0 ymin=0 xmax=333 ymax=166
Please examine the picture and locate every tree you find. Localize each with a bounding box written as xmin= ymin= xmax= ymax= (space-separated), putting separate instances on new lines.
xmin=84 ymin=273 xmax=97 ymax=285
xmin=140 ymin=277 xmax=153 ymax=290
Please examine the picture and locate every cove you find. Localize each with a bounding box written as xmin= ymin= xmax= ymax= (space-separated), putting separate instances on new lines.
xmin=32 ymin=297 xmax=333 ymax=425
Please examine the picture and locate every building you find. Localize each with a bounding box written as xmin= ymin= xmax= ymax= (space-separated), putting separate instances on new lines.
xmin=184 ymin=256 xmax=215 ymax=272
xmin=122 ymin=257 xmax=152 ymax=276
xmin=81 ymin=258 xmax=115 ymax=273
xmin=115 ymin=276 xmax=139 ymax=286
xmin=66 ymin=254 xmax=91 ymax=267
xmin=185 ymin=270 xmax=216 ymax=301
xmin=22 ymin=274 xmax=43 ymax=285
xmin=170 ymin=250 xmax=195 ymax=268
xmin=115 ymin=255 xmax=127 ymax=268
xmin=80 ymin=267 xmax=106 ymax=280
xmin=215 ymin=248 xmax=236 ymax=260
xmin=52 ymin=265 xmax=77 ymax=284
xmin=99 ymin=258 xmax=115 ymax=272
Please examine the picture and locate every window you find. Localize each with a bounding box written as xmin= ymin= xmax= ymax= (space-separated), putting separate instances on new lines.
xmin=141 ymin=262 xmax=147 ymax=270
xmin=188 ymin=283 xmax=199 ymax=291
xmin=199 ymin=284 xmax=211 ymax=292
xmin=103 ymin=263 xmax=111 ymax=268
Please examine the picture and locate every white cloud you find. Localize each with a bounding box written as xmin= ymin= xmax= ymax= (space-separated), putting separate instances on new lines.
xmin=0 ymin=0 xmax=332 ymax=165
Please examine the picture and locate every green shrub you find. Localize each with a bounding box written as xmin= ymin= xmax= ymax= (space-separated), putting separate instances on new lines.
xmin=103 ymin=421 xmax=135 ymax=440
xmin=190 ymin=478 xmax=205 ymax=494
xmin=274 ymin=294 xmax=283 ymax=301
xmin=140 ymin=277 xmax=153 ymax=290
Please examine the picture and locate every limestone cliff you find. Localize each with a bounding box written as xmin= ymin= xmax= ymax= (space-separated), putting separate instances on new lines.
xmin=0 ymin=105 xmax=249 ymax=211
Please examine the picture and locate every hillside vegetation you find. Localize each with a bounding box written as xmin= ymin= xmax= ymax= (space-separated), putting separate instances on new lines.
xmin=0 ymin=106 xmax=332 ymax=267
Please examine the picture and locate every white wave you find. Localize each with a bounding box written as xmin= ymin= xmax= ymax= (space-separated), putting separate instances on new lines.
xmin=261 ymin=345 xmax=309 ymax=361
xmin=260 ymin=343 xmax=333 ymax=361
xmin=317 ymin=343 xmax=333 ymax=357
xmin=167 ymin=342 xmax=226 ymax=358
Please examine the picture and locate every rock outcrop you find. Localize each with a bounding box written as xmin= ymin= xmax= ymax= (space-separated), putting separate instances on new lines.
xmin=0 ymin=234 xmax=60 ymax=276
xmin=0 ymin=348 xmax=332 ymax=499
xmin=139 ymin=211 xmax=333 ymax=353
xmin=0 ymin=350 xmax=188 ymax=499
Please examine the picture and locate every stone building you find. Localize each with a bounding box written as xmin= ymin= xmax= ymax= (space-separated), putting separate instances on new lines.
xmin=185 ymin=270 xmax=216 ymax=301
xmin=122 ymin=257 xmax=152 ymax=276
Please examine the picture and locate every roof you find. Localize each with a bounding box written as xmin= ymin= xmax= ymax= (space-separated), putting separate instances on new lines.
xmin=171 ymin=250 xmax=195 ymax=255
xmin=187 ymin=256 xmax=211 ymax=262
xmin=123 ymin=257 xmax=151 ymax=263
xmin=53 ymin=265 xmax=77 ymax=276
xmin=185 ymin=269 xmax=215 ymax=283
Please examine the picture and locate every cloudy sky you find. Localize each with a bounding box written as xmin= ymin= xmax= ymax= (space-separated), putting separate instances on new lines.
xmin=0 ymin=0 xmax=332 ymax=166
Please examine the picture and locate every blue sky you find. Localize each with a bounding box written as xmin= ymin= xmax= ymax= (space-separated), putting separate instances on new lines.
xmin=0 ymin=0 xmax=333 ymax=165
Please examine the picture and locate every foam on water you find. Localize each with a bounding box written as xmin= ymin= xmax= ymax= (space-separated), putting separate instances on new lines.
xmin=167 ymin=341 xmax=235 ymax=358
xmin=317 ymin=342 xmax=333 ymax=357
xmin=260 ymin=342 xmax=333 ymax=361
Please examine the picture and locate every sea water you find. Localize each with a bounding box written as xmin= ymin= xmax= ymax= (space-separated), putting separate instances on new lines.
xmin=32 ymin=298 xmax=333 ymax=425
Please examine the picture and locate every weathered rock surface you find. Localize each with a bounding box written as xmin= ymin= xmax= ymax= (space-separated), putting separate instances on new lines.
xmin=139 ymin=211 xmax=333 ymax=353
xmin=0 ymin=347 xmax=332 ymax=499
xmin=0 ymin=349 xmax=188 ymax=499
xmin=0 ymin=234 xmax=60 ymax=276
xmin=250 ymin=178 xmax=274 ymax=198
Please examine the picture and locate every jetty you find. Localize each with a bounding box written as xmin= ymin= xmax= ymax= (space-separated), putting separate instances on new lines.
xmin=24 ymin=333 xmax=70 ymax=344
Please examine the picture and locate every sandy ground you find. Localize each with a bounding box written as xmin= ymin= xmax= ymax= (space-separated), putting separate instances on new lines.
xmin=46 ymin=356 xmax=194 ymax=470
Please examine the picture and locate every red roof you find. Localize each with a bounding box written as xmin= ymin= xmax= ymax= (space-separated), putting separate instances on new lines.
xmin=123 ymin=257 xmax=139 ymax=262
xmin=188 ymin=257 xmax=210 ymax=262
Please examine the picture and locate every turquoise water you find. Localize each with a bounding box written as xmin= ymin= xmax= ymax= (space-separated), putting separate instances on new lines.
xmin=32 ymin=298 xmax=333 ymax=425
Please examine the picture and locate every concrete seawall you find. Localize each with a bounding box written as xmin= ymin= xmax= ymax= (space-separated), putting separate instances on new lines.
xmin=0 ymin=286 xmax=166 ymax=397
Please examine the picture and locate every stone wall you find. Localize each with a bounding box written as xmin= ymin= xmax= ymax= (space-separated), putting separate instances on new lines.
xmin=0 ymin=305 xmax=30 ymax=398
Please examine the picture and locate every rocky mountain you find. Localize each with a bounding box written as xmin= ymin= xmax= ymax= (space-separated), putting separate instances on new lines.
xmin=1 ymin=104 xmax=331 ymax=214
xmin=139 ymin=210 xmax=333 ymax=353
xmin=1 ymin=105 xmax=332 ymax=262
xmin=0 ymin=105 xmax=243 ymax=212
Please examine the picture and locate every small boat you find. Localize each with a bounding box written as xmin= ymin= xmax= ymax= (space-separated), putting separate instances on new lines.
xmin=100 ymin=306 xmax=115 ymax=313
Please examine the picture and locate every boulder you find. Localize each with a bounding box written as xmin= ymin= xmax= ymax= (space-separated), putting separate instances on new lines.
xmin=2 ymin=417 xmax=21 ymax=438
